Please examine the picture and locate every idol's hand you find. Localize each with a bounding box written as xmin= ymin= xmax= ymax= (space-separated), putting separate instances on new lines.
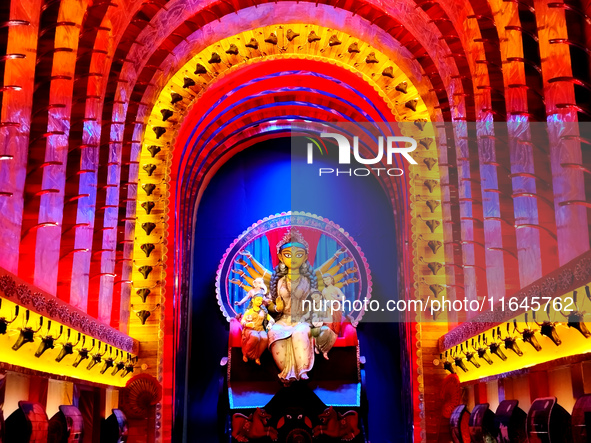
xmin=238 ymin=250 xmax=252 ymax=258
xmin=230 ymin=278 xmax=243 ymax=287
xmin=234 ymin=258 xmax=248 ymax=267
xmin=232 ymin=269 xmax=246 ymax=277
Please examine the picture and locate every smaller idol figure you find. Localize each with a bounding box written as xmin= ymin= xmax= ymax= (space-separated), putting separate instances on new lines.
xmin=235 ymin=277 xmax=269 ymax=310
xmin=241 ymin=293 xmax=273 ymax=365
xmin=304 ymin=289 xmax=340 ymax=360
xmin=321 ymin=273 xmax=346 ymax=336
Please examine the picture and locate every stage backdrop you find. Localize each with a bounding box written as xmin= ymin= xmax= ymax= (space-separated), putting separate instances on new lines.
xmin=189 ymin=137 xmax=405 ymax=442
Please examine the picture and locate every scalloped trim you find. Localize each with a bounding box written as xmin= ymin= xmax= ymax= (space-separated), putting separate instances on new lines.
xmin=215 ymin=212 xmax=372 ymax=324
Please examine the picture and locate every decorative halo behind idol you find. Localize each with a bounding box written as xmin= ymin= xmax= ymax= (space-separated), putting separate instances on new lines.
xmin=215 ymin=212 xmax=372 ymax=326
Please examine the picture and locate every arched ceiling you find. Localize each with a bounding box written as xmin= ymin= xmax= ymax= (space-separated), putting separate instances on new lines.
xmin=126 ymin=21 xmax=448 ymax=443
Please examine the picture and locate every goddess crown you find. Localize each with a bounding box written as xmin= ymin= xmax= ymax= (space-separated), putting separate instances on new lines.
xmin=276 ymin=229 xmax=309 ymax=255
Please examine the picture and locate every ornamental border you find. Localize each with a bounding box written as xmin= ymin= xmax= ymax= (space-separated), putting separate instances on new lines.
xmin=0 ymin=268 xmax=139 ymax=354
xmin=439 ymin=250 xmax=591 ymax=352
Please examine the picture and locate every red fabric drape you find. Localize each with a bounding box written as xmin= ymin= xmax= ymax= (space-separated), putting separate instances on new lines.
xmin=266 ymin=228 xmax=290 ymax=268
xmin=297 ymin=227 xmax=322 ymax=266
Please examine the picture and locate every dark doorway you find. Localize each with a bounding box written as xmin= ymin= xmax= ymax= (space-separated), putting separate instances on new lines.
xmin=187 ymin=137 xmax=406 ymax=442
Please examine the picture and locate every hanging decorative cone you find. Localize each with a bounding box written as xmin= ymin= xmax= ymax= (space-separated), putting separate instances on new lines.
xmin=365 ymin=52 xmax=378 ymax=63
xmin=143 ymin=164 xmax=157 ymax=177
xmin=121 ymin=374 xmax=163 ymax=419
xmin=427 ymin=240 xmax=442 ymax=254
xmin=425 ymin=219 xmax=440 ymax=233
xmin=424 ymin=157 xmax=437 ymax=171
xmin=141 ymin=243 xmax=156 ymax=257
xmin=138 ymin=266 xmax=153 ymax=279
xmin=264 ymin=33 xmax=278 ymax=45
xmin=415 ymin=119 xmax=428 ymax=130
xmin=348 ymin=42 xmax=360 ymax=53
xmin=160 ymin=109 xmax=173 ymax=122
xmin=382 ymin=66 xmax=394 ymax=78
xmin=136 ymin=288 xmax=151 ymax=302
xmin=328 ymin=34 xmax=341 ymax=46
xmin=194 ymin=63 xmax=207 ymax=74
xmin=141 ymin=201 xmax=155 ymax=214
xmin=427 ymin=261 xmax=443 ymax=275
xmin=426 ymin=199 xmax=440 ymax=213
xmin=419 ymin=137 xmax=433 ymax=149
xmin=424 ymin=179 xmax=437 ymax=193
xmin=405 ymin=99 xmax=418 ymax=112
xmin=245 ymin=38 xmax=259 ymax=49
xmin=170 ymin=92 xmax=183 ymax=104
xmin=208 ymin=52 xmax=221 ymax=64
xmin=395 ymin=81 xmax=408 ymax=93
xmin=182 ymin=77 xmax=195 ymax=89
xmin=142 ymin=183 xmax=156 ymax=196
xmin=308 ymin=31 xmax=321 ymax=43
xmin=225 ymin=44 xmax=239 ymax=55
xmin=152 ymin=127 xmax=166 ymax=139
xmin=136 ymin=310 xmax=152 ymax=324
xmin=286 ymin=29 xmax=299 ymax=41
xmin=142 ymin=222 xmax=156 ymax=235
xmin=429 ymin=284 xmax=444 ymax=297
xmin=147 ymin=146 xmax=161 ymax=157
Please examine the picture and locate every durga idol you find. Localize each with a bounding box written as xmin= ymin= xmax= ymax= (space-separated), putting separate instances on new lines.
xmin=267 ymin=230 xmax=316 ymax=383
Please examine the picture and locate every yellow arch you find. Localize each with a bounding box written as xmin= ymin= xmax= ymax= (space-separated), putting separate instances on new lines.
xmin=128 ymin=24 xmax=448 ymax=386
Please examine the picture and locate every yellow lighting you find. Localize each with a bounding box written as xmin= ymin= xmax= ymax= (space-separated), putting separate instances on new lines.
xmin=0 ymin=298 xmax=134 ymax=387
xmin=442 ymin=288 xmax=591 ymax=383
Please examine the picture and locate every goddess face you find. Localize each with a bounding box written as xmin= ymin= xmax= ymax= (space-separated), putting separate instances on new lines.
xmin=322 ymin=275 xmax=333 ymax=286
xmin=278 ymin=246 xmax=308 ymax=271
xmin=252 ymin=295 xmax=264 ymax=308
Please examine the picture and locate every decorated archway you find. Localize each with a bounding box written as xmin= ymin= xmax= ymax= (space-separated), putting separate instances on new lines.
xmin=123 ymin=20 xmax=451 ymax=441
